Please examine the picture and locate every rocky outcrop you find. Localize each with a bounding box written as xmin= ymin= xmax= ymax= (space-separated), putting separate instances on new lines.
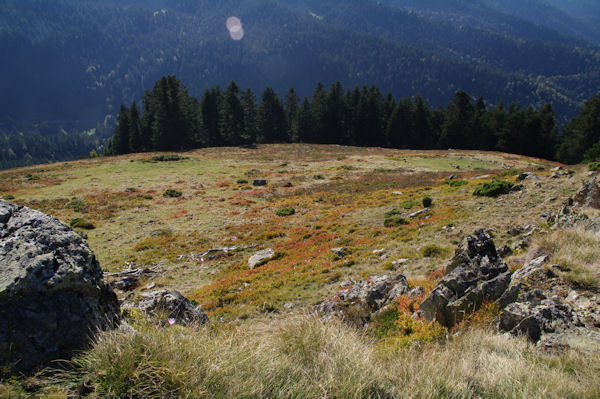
xmin=315 ymin=274 xmax=409 ymax=326
xmin=138 ymin=289 xmax=209 ymax=326
xmin=0 ymin=200 xmax=120 ymax=372
xmin=499 ymin=290 xmax=582 ymax=342
xmin=420 ymin=229 xmax=511 ymax=327
xmin=573 ymin=176 xmax=600 ymax=209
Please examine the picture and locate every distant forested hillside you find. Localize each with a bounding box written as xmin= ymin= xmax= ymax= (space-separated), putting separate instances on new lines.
xmin=0 ymin=0 xmax=599 ymax=168
xmin=1 ymin=0 xmax=598 ymax=124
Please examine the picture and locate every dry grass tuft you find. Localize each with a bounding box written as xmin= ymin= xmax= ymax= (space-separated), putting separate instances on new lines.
xmin=537 ymin=228 xmax=600 ymax=288
xmin=32 ymin=315 xmax=600 ymax=398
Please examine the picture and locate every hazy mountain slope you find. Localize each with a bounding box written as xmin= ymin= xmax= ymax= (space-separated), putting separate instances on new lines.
xmin=0 ymin=0 xmax=598 ymax=128
xmin=481 ymin=0 xmax=600 ymax=44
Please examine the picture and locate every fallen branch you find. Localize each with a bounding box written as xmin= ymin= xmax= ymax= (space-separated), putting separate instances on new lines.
xmin=178 ymin=244 xmax=260 ymax=262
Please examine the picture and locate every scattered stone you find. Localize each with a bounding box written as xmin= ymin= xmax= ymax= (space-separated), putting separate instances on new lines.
xmin=392 ymin=191 xmax=404 ymax=195
xmin=392 ymin=258 xmax=408 ymax=267
xmin=113 ymin=276 xmax=138 ymax=291
xmin=516 ymin=172 xmax=539 ymax=181
xmin=252 ymin=179 xmax=267 ymax=186
xmin=0 ymin=200 xmax=120 ymax=372
xmin=145 ymin=282 xmax=156 ymax=290
xmin=471 ymin=174 xmax=490 ymax=180
xmin=138 ymin=289 xmax=209 ymax=326
xmin=510 ymin=184 xmax=524 ymax=192
xmin=408 ymin=208 xmax=431 ymax=218
xmin=420 ymin=229 xmax=511 ymax=327
xmin=331 ymin=247 xmax=349 ymax=258
xmin=248 ymin=248 xmax=275 ymax=269
xmin=573 ymin=176 xmax=600 ymax=209
xmin=406 ymin=286 xmax=425 ymax=298
xmin=284 ymin=302 xmax=295 ymax=310
xmin=372 ymin=248 xmax=385 ymax=255
xmin=497 ymin=245 xmax=513 ymax=258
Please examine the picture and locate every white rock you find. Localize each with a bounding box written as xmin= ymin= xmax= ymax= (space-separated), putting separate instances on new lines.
xmin=248 ymin=248 xmax=275 ymax=269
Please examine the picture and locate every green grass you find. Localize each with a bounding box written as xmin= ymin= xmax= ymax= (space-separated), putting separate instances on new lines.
xmin=399 ymin=200 xmax=420 ymax=209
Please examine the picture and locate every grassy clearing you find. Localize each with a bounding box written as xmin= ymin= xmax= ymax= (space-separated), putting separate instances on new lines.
xmin=0 ymin=144 xmax=572 ymax=317
xmin=13 ymin=315 xmax=599 ymax=398
xmin=537 ymin=228 xmax=600 ymax=288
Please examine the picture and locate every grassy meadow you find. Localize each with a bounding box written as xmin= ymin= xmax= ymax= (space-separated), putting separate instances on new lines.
xmin=1 ymin=144 xmax=599 ymax=398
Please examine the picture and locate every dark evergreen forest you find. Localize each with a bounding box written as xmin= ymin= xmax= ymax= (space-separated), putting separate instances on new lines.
xmin=107 ymin=76 xmax=600 ymax=164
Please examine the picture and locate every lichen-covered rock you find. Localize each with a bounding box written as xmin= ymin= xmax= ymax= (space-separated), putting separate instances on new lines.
xmin=573 ymin=176 xmax=600 ymax=209
xmin=0 ymin=200 xmax=120 ymax=373
xmin=498 ymin=290 xmax=582 ymax=342
xmin=138 ymin=289 xmax=209 ymax=326
xmin=315 ymin=274 xmax=409 ymax=326
xmin=420 ymin=229 xmax=510 ymax=327
xmin=248 ymin=248 xmax=275 ymax=269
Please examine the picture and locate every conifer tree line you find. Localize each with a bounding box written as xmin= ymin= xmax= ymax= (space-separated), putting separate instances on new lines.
xmin=108 ymin=75 xmax=600 ymax=163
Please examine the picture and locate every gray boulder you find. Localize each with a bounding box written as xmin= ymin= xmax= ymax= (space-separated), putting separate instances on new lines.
xmin=138 ymin=289 xmax=209 ymax=326
xmin=0 ymin=200 xmax=120 ymax=373
xmin=315 ymin=274 xmax=409 ymax=325
xmin=420 ymin=229 xmax=511 ymax=327
xmin=499 ymin=290 xmax=582 ymax=341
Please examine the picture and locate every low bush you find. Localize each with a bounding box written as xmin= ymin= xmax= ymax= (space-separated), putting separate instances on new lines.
xmin=384 ymin=208 xmax=403 ymax=219
xmin=422 ymin=244 xmax=444 ymax=258
xmin=588 ymin=162 xmax=600 ymax=172
xmin=69 ymin=218 xmax=95 ymax=230
xmin=384 ymin=215 xmax=409 ymax=227
xmin=443 ymin=179 xmax=468 ymax=187
xmin=422 ymin=196 xmax=432 ymax=208
xmin=473 ymin=179 xmax=514 ymax=197
xmin=141 ymin=194 xmax=153 ymax=200
xmin=313 ymin=174 xmax=325 ymax=180
xmin=236 ymin=179 xmax=249 ymax=184
xmin=152 ymin=154 xmax=185 ymax=162
xmin=163 ymin=189 xmax=182 ymax=198
xmin=3 ymin=194 xmax=15 ymax=201
xmin=276 ymin=207 xmax=295 ymax=217
xmin=66 ymin=199 xmax=87 ymax=212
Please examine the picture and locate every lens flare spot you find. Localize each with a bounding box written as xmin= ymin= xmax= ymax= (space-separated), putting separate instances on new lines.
xmin=226 ymin=16 xmax=244 ymax=41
